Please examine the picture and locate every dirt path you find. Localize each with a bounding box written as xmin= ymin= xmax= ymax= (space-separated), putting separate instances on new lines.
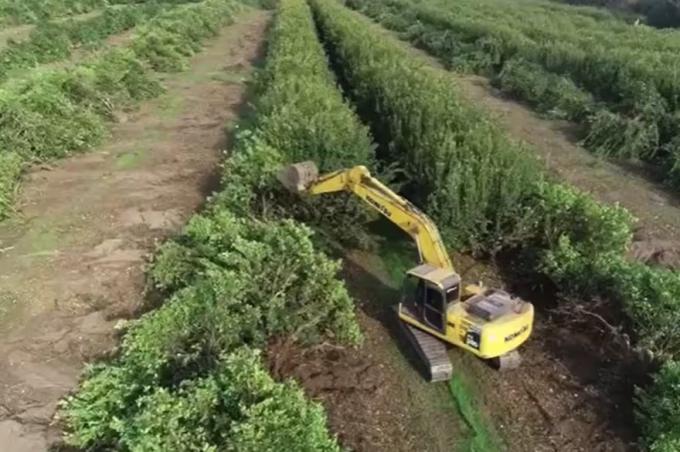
xmin=0 ymin=10 xmax=269 ymax=451
xmin=0 ymin=24 xmax=34 ymax=49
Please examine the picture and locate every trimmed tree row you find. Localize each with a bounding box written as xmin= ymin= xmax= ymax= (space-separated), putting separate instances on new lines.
xmin=348 ymin=0 xmax=680 ymax=188
xmin=61 ymin=0 xmax=376 ymax=449
xmin=0 ymin=0 xmax=243 ymax=217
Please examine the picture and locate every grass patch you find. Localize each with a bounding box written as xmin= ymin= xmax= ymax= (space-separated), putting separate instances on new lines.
xmin=0 ymin=152 xmax=22 ymax=215
xmin=0 ymin=291 xmax=18 ymax=319
xmin=211 ymin=70 xmax=249 ymax=84
xmin=156 ymin=93 xmax=184 ymax=120
xmin=449 ymin=376 xmax=504 ymax=452
xmin=371 ymin=219 xmax=417 ymax=288
xmin=115 ymin=149 xmax=147 ymax=170
xmin=29 ymin=229 xmax=60 ymax=254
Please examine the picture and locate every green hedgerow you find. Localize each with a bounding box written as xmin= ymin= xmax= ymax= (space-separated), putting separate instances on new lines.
xmin=636 ymin=360 xmax=680 ymax=451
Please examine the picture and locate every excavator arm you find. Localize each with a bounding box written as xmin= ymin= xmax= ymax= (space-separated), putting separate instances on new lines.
xmin=279 ymin=162 xmax=453 ymax=271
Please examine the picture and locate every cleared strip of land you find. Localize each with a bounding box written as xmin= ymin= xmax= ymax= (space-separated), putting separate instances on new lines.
xmin=0 ymin=10 xmax=268 ymax=450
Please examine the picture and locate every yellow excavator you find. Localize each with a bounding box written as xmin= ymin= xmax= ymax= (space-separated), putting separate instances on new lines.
xmin=279 ymin=162 xmax=534 ymax=381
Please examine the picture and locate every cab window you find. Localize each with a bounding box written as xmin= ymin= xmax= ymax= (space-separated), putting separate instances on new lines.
xmin=401 ymin=276 xmax=420 ymax=305
xmin=424 ymin=284 xmax=445 ymax=332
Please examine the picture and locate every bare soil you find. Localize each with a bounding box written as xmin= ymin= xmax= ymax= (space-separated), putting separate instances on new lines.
xmin=463 ymin=316 xmax=638 ymax=452
xmin=0 ymin=24 xmax=34 ymax=49
xmin=0 ymin=10 xmax=269 ymax=451
xmin=267 ymin=335 xmax=424 ymax=452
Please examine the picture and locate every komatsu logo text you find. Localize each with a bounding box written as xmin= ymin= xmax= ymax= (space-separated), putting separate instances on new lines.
xmin=504 ymin=325 xmax=529 ymax=342
xmin=366 ymin=195 xmax=391 ymax=217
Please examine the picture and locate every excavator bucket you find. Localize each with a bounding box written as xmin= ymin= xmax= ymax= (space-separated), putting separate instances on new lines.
xmin=277 ymin=161 xmax=319 ymax=193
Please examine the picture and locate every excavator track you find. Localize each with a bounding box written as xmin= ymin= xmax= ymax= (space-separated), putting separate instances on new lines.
xmin=399 ymin=318 xmax=453 ymax=382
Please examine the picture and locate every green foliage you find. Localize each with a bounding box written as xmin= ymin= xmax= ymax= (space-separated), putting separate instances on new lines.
xmin=0 ymin=152 xmax=22 ymax=214
xmin=636 ymin=360 xmax=680 ymax=451
xmin=212 ymin=132 xmax=285 ymax=217
xmin=131 ymin=0 xmax=240 ymax=72
xmin=310 ymin=2 xmax=680 ymax=448
xmin=584 ymin=109 xmax=661 ymax=159
xmin=540 ymin=240 xmax=680 ymax=355
xmin=0 ymin=70 xmax=108 ymax=161
xmin=236 ymin=0 xmax=277 ymax=8
xmin=64 ymin=212 xmax=358 ymax=447
xmin=151 ymin=210 xmax=361 ymax=344
xmin=0 ymin=4 xmax=163 ymax=83
xmin=128 ymin=349 xmax=339 ymax=452
xmin=255 ymin=0 xmax=374 ymax=171
xmin=63 ymin=1 xmax=361 ymax=449
xmin=244 ymin=0 xmax=379 ymax=248
xmin=307 ymin=0 xmax=638 ymax=290
xmin=310 ymin=0 xmax=541 ymax=253
xmin=0 ymin=47 xmax=162 ymax=186
xmin=530 ymin=182 xmax=633 ymax=258
xmin=0 ymin=0 xmax=103 ymax=25
xmin=0 ymin=0 xmax=241 ymax=219
xmin=347 ymin=0 xmax=680 ymax=185
xmin=64 ymin=348 xmax=341 ymax=451
xmin=495 ymin=58 xmax=594 ymax=121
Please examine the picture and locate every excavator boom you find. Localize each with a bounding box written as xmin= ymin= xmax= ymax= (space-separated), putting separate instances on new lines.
xmin=279 ymin=162 xmax=453 ymax=271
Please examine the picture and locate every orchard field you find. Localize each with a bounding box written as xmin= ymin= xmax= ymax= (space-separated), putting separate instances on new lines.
xmin=1 ymin=0 xmax=679 ymax=451
xmin=350 ymin=0 xmax=680 ymax=188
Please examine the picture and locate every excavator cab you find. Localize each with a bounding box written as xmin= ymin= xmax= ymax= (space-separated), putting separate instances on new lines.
xmin=399 ymin=263 xmax=530 ymax=375
xmin=401 ymin=264 xmax=461 ymax=334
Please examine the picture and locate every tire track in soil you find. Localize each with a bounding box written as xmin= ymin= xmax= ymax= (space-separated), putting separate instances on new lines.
xmin=0 ymin=10 xmax=270 ymax=452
